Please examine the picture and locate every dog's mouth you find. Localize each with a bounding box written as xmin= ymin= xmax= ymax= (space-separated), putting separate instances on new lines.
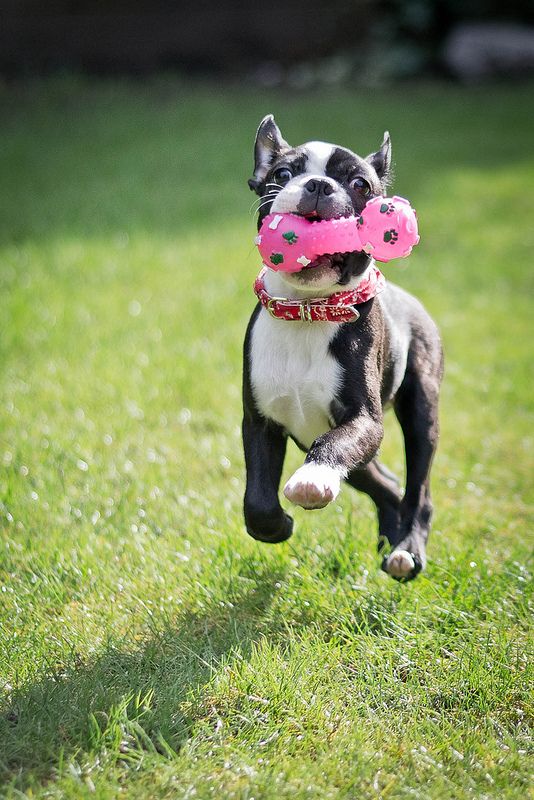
xmin=285 ymin=250 xmax=351 ymax=291
xmin=298 ymin=252 xmax=346 ymax=272
xmin=302 ymin=210 xmax=337 ymax=223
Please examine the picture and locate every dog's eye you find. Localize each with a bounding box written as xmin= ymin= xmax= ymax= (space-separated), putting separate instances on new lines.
xmin=350 ymin=177 xmax=371 ymax=195
xmin=273 ymin=167 xmax=293 ymax=185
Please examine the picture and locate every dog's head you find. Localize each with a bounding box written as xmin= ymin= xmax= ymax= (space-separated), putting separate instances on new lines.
xmin=249 ymin=115 xmax=392 ymax=290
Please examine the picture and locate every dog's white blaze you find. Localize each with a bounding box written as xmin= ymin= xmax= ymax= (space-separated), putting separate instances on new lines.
xmin=270 ymin=181 xmax=307 ymax=213
xmin=304 ymin=141 xmax=335 ymax=175
xmin=250 ymin=310 xmax=342 ymax=451
xmin=270 ymin=141 xmax=340 ymax=215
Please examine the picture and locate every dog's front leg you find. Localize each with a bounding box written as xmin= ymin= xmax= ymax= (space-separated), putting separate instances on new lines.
xmin=243 ymin=416 xmax=293 ymax=543
xmin=284 ymin=411 xmax=384 ymax=510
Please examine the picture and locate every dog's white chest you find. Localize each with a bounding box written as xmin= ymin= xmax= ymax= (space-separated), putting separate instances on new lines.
xmin=250 ymin=311 xmax=342 ymax=449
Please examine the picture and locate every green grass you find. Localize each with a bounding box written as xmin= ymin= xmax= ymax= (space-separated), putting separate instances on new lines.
xmin=0 ymin=75 xmax=533 ymax=799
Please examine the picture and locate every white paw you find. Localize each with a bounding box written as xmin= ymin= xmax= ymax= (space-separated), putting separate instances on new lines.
xmin=384 ymin=549 xmax=415 ymax=578
xmin=283 ymin=463 xmax=341 ymax=510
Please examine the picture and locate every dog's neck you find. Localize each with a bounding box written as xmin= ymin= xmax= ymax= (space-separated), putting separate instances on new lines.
xmin=264 ymin=261 xmax=377 ymax=300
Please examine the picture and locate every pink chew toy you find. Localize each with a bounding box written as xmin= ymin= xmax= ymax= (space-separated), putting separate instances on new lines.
xmin=255 ymin=195 xmax=419 ymax=273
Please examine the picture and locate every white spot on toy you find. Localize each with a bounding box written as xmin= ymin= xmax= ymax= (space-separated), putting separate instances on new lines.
xmin=296 ymin=255 xmax=311 ymax=266
xmin=268 ymin=214 xmax=284 ymax=230
xmin=254 ymin=234 xmax=262 ymax=245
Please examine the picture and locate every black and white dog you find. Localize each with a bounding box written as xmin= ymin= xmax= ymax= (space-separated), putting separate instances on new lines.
xmin=242 ymin=115 xmax=443 ymax=581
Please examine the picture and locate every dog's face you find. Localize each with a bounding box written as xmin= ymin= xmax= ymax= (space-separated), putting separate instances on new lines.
xmin=249 ymin=115 xmax=392 ymax=290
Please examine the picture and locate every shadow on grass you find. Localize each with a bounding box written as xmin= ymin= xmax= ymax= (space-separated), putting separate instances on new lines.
xmin=0 ymin=558 xmax=289 ymax=792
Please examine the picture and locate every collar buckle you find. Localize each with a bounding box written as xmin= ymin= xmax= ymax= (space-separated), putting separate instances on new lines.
xmin=266 ymin=295 xmax=286 ymax=318
xmin=299 ymin=300 xmax=313 ymax=323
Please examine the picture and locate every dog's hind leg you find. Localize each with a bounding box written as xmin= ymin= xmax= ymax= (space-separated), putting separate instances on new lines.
xmin=243 ymin=416 xmax=293 ymax=543
xmin=346 ymin=459 xmax=402 ymax=551
xmin=382 ymin=358 xmax=442 ymax=581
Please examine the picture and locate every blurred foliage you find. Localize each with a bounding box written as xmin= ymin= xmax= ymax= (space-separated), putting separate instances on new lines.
xmin=1 ymin=1 xmax=533 ymax=80
xmin=373 ymin=0 xmax=534 ymax=78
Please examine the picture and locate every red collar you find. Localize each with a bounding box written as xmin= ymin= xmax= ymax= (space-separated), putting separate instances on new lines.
xmin=253 ymin=266 xmax=385 ymax=323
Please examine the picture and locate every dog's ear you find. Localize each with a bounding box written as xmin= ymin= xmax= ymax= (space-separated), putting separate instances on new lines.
xmin=366 ymin=131 xmax=392 ymax=188
xmin=248 ymin=114 xmax=290 ymax=194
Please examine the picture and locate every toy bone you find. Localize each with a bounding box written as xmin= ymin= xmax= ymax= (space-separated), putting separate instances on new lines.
xmin=255 ymin=195 xmax=419 ymax=273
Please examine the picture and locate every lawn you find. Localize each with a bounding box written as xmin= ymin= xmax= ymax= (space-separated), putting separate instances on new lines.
xmin=0 ymin=76 xmax=532 ymax=799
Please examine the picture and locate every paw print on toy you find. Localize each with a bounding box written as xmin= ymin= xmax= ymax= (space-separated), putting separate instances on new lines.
xmin=255 ymin=194 xmax=419 ymax=270
xmin=282 ymin=230 xmax=298 ymax=244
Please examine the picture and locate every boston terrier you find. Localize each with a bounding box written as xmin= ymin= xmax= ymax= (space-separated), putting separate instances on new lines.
xmin=242 ymin=115 xmax=443 ymax=581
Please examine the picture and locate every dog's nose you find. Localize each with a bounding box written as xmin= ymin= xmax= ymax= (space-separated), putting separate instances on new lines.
xmin=304 ymin=178 xmax=335 ymax=197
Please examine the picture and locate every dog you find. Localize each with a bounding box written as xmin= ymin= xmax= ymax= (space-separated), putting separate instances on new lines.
xmin=242 ymin=115 xmax=443 ymax=581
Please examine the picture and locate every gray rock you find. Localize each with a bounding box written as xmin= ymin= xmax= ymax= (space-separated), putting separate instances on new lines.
xmin=444 ymin=23 xmax=534 ymax=82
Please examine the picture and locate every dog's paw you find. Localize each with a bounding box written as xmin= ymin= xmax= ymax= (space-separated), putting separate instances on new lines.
xmin=381 ymin=549 xmax=422 ymax=582
xmin=283 ymin=463 xmax=340 ymax=510
xmin=245 ymin=510 xmax=294 ymax=544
